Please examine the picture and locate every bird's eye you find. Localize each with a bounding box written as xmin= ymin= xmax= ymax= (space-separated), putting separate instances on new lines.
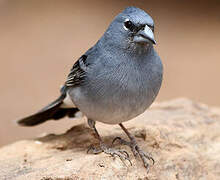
xmin=123 ymin=19 xmax=134 ymax=31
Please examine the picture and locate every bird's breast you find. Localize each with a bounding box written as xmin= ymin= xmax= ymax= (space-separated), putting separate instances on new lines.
xmin=69 ymin=58 xmax=162 ymax=124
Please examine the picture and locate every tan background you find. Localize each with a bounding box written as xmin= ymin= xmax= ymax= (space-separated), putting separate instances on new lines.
xmin=0 ymin=0 xmax=219 ymax=147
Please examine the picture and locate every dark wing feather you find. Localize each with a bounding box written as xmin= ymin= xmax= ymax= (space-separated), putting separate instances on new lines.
xmin=65 ymin=55 xmax=87 ymax=87
xmin=17 ymin=55 xmax=89 ymax=126
xmin=17 ymin=92 xmax=79 ymax=126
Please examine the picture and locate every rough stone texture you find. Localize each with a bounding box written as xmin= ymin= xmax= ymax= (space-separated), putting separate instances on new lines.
xmin=0 ymin=98 xmax=220 ymax=180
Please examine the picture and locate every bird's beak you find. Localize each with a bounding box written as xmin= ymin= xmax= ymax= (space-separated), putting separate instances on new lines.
xmin=133 ymin=25 xmax=156 ymax=45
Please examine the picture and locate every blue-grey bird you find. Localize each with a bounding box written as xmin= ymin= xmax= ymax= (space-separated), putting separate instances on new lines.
xmin=18 ymin=7 xmax=163 ymax=169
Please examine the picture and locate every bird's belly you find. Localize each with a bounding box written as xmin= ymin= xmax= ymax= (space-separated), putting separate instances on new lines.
xmin=69 ymin=80 xmax=157 ymax=124
xmin=69 ymin=57 xmax=163 ymax=124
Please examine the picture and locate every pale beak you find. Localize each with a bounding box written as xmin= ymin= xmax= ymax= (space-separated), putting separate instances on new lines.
xmin=133 ymin=25 xmax=156 ymax=44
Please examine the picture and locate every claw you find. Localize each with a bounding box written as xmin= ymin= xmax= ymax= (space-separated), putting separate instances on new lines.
xmin=144 ymin=162 xmax=150 ymax=173
xmin=117 ymin=149 xmax=130 ymax=159
xmin=143 ymin=152 xmax=155 ymax=165
xmin=113 ymin=151 xmax=132 ymax=166
xmin=121 ymin=150 xmax=129 ymax=159
xmin=87 ymin=143 xmax=132 ymax=166
xmin=112 ymin=136 xmax=154 ymax=170
xmin=112 ymin=137 xmax=122 ymax=145
xmin=87 ymin=121 xmax=132 ymax=167
xmin=151 ymin=157 xmax=155 ymax=165
xmin=112 ymin=136 xmax=130 ymax=146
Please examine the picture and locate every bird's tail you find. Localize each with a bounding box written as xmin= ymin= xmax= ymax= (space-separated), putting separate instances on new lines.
xmin=17 ymin=87 xmax=79 ymax=126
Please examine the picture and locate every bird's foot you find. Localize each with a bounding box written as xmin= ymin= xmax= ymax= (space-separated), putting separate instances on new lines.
xmin=112 ymin=136 xmax=154 ymax=170
xmin=87 ymin=142 xmax=132 ymax=165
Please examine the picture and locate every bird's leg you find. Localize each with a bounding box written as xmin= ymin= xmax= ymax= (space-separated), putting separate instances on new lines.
xmin=112 ymin=123 xmax=154 ymax=170
xmin=87 ymin=119 xmax=131 ymax=165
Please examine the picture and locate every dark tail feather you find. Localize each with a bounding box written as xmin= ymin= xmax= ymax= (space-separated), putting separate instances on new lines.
xmin=17 ymin=94 xmax=79 ymax=126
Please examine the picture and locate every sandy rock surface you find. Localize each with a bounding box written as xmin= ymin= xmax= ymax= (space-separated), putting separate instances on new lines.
xmin=0 ymin=98 xmax=219 ymax=180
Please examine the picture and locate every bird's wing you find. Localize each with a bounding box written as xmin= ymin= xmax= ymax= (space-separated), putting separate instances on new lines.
xmin=65 ymin=55 xmax=88 ymax=87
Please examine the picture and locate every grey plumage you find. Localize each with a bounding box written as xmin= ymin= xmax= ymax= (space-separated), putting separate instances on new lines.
xmin=19 ymin=7 xmax=163 ymax=126
xmin=17 ymin=6 xmax=163 ymax=169
xmin=66 ymin=6 xmax=163 ymax=124
xmin=18 ymin=6 xmax=163 ymax=126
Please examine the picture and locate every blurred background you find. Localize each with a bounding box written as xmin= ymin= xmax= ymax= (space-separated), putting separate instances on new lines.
xmin=0 ymin=0 xmax=219 ymax=147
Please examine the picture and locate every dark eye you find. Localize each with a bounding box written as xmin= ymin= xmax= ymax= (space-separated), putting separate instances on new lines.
xmin=123 ymin=19 xmax=134 ymax=31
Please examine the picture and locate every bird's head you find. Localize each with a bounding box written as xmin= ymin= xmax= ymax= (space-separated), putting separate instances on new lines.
xmin=100 ymin=7 xmax=156 ymax=51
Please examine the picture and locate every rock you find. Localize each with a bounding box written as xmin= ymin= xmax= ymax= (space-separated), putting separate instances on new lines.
xmin=0 ymin=98 xmax=220 ymax=180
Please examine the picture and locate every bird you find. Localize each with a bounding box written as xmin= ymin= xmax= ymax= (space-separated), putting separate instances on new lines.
xmin=17 ymin=6 xmax=163 ymax=170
